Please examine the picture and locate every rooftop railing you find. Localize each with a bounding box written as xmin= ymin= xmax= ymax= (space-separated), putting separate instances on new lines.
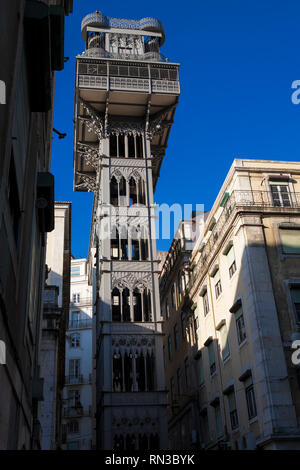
xmin=187 ymin=190 xmax=300 ymax=292
xmin=78 ymin=75 xmax=180 ymax=94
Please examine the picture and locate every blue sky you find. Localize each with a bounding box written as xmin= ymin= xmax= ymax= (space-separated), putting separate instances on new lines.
xmin=51 ymin=0 xmax=300 ymax=258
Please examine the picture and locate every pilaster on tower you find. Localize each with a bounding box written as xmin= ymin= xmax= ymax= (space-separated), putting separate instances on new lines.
xmin=73 ymin=10 xmax=180 ymax=450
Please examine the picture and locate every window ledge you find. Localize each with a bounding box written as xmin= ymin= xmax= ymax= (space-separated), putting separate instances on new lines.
xmin=238 ymin=339 xmax=248 ymax=350
xmin=249 ymin=416 xmax=258 ymax=425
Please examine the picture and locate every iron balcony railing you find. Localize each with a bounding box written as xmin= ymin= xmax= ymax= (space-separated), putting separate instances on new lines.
xmin=187 ymin=190 xmax=300 ymax=292
xmin=82 ymin=48 xmax=167 ymax=63
xmin=63 ymin=405 xmax=92 ymax=418
xmin=65 ymin=374 xmax=92 ymax=385
xmin=78 ymin=75 xmax=180 ymax=94
xmin=68 ymin=318 xmax=93 ymax=329
xmin=69 ymin=297 xmax=93 ymax=307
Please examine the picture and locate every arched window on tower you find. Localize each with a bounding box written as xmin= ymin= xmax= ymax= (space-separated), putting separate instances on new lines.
xmin=110 ymin=176 xmax=118 ymax=206
xmin=129 ymin=177 xmax=138 ymax=206
xmin=111 ymin=226 xmax=119 ymax=259
xmin=136 ymin=135 xmax=143 ymax=159
xmin=133 ymin=288 xmax=142 ymax=322
xmin=112 ymin=288 xmax=121 ymax=322
xmin=143 ymin=288 xmax=152 ymax=322
xmin=122 ymin=288 xmax=131 ymax=321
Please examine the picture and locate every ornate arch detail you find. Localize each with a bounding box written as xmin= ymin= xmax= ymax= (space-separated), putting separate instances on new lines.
xmin=75 ymin=173 xmax=98 ymax=192
xmin=77 ymin=142 xmax=99 ymax=170
xmin=112 ymin=272 xmax=152 ymax=291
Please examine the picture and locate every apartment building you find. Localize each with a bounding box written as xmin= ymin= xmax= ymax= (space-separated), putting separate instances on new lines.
xmin=62 ymin=258 xmax=94 ymax=450
xmin=162 ymin=159 xmax=300 ymax=450
xmin=0 ymin=0 xmax=73 ymax=449
xmin=160 ymin=217 xmax=207 ymax=449
xmin=39 ymin=202 xmax=71 ymax=449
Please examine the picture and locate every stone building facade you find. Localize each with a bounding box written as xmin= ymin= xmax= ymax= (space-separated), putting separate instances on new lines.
xmin=161 ymin=159 xmax=300 ymax=450
xmin=0 ymin=0 xmax=73 ymax=449
xmin=72 ymin=10 xmax=180 ymax=449
xmin=39 ymin=202 xmax=71 ymax=449
xmin=62 ymin=258 xmax=94 ymax=450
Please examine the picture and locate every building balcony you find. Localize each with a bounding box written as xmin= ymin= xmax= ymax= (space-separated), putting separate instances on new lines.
xmin=187 ymin=190 xmax=300 ymax=292
xmin=63 ymin=405 xmax=92 ymax=418
xmin=81 ymin=47 xmax=167 ymax=63
xmin=43 ymin=285 xmax=60 ymax=312
xmin=77 ymin=74 xmax=180 ymax=94
xmin=68 ymin=318 xmax=93 ymax=329
xmin=65 ymin=374 xmax=92 ymax=385
xmin=69 ymin=297 xmax=93 ymax=307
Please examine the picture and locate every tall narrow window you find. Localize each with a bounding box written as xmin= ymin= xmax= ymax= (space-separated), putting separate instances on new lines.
xmin=270 ymin=182 xmax=291 ymax=207
xmin=122 ymin=288 xmax=131 ymax=322
xmin=133 ymin=288 xmax=142 ymax=322
xmin=177 ymin=368 xmax=182 ymax=396
xmin=280 ymin=228 xmax=300 ymax=255
xmin=184 ymin=357 xmax=190 ymax=389
xmin=235 ymin=306 xmax=247 ymax=344
xmin=207 ymin=341 xmax=216 ymax=376
xmin=167 ymin=334 xmax=172 ymax=361
xmin=181 ymin=312 xmax=186 ymax=340
xmin=212 ymin=400 xmax=223 ymax=439
xmin=218 ymin=323 xmax=230 ymax=361
xmin=227 ymin=390 xmax=239 ymax=430
xmin=112 ymin=288 xmax=121 ymax=322
xmin=171 ymin=284 xmax=176 ymax=309
xmin=165 ymin=299 xmax=169 ymax=320
xmin=173 ymin=323 xmax=179 ymax=350
xmin=202 ymin=289 xmax=209 ymax=316
xmin=71 ymin=333 xmax=80 ymax=348
xmin=226 ymin=245 xmax=237 ymax=278
xmin=69 ymin=359 xmax=80 ymax=379
xmin=110 ymin=135 xmax=118 ymax=157
xmin=244 ymin=375 xmax=257 ymax=420
xmin=213 ymin=270 xmax=222 ymax=299
xmin=290 ymin=285 xmax=300 ymax=323
xmin=196 ymin=354 xmax=204 ymax=386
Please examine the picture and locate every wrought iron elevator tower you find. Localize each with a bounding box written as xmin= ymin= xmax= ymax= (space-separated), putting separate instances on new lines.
xmin=73 ymin=11 xmax=180 ymax=450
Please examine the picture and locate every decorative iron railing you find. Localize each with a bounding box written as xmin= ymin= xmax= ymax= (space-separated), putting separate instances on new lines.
xmin=68 ymin=318 xmax=93 ymax=329
xmin=186 ymin=190 xmax=300 ymax=292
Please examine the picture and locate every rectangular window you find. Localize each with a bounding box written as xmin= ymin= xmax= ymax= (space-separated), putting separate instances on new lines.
xmin=68 ymin=389 xmax=80 ymax=407
xmin=197 ymin=355 xmax=204 ymax=386
xmin=203 ymin=290 xmax=209 ymax=316
xmin=177 ymin=368 xmax=182 ymax=396
xmin=174 ymin=323 xmax=179 ymax=350
xmin=214 ymin=402 xmax=223 ymax=438
xmin=226 ymin=245 xmax=237 ymax=278
xmin=171 ymin=285 xmax=176 ymax=309
xmin=270 ymin=182 xmax=291 ymax=207
xmin=73 ymin=293 xmax=80 ymax=304
xmin=165 ymin=299 xmax=169 ymax=320
xmin=227 ymin=391 xmax=239 ymax=430
xmin=235 ymin=307 xmax=247 ymax=344
xmin=207 ymin=341 xmax=216 ymax=376
xmin=280 ymin=229 xmax=300 ymax=255
xmin=181 ymin=312 xmax=186 ymax=340
xmin=213 ymin=270 xmax=222 ymax=299
xmin=219 ymin=323 xmax=230 ymax=361
xmin=184 ymin=358 xmax=190 ymax=388
xmin=69 ymin=359 xmax=80 ymax=378
xmin=168 ymin=334 xmax=172 ymax=361
xmin=245 ymin=376 xmax=257 ymax=420
xmin=290 ymin=286 xmax=300 ymax=322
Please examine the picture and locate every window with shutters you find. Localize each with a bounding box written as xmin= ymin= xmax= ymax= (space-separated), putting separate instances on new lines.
xmin=280 ymin=228 xmax=300 ymax=255
xmin=226 ymin=245 xmax=237 ymax=278
xmin=212 ymin=401 xmax=223 ymax=438
xmin=196 ymin=354 xmax=204 ymax=386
